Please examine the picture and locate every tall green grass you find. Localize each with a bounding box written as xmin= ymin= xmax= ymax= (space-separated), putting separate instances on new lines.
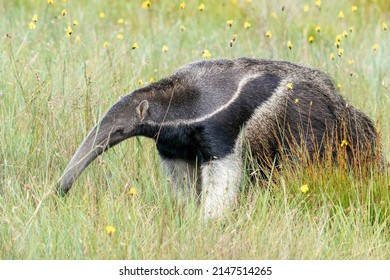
xmin=0 ymin=0 xmax=389 ymax=259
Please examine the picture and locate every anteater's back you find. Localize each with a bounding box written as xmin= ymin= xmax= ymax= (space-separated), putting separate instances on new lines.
xmin=136 ymin=58 xmax=381 ymax=167
xmin=175 ymin=58 xmax=382 ymax=167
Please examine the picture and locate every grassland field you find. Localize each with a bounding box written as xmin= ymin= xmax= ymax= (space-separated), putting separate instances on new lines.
xmin=0 ymin=0 xmax=389 ymax=259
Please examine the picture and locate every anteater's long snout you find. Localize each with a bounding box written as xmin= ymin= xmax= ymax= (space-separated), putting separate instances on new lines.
xmin=57 ymin=126 xmax=107 ymax=196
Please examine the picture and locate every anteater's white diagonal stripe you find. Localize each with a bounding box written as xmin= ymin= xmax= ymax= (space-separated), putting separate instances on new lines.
xmin=146 ymin=74 xmax=263 ymax=126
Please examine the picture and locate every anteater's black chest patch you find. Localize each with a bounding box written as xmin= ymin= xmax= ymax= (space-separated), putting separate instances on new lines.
xmin=156 ymin=74 xmax=281 ymax=163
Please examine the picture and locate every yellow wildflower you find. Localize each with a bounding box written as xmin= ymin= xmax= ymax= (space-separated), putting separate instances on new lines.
xmin=245 ymin=0 xmax=252 ymax=3
xmin=315 ymin=0 xmax=321 ymax=9
xmin=180 ymin=24 xmax=186 ymax=31
xmin=308 ymin=35 xmax=314 ymax=43
xmin=227 ymin=19 xmax=233 ymax=27
xmin=330 ymin=53 xmax=335 ymax=60
xmin=244 ymin=21 xmax=251 ymax=29
xmin=99 ymin=12 xmax=105 ymax=19
xmin=117 ymin=18 xmax=124 ymax=24
xmin=138 ymin=79 xmax=143 ymax=85
xmin=229 ymin=34 xmax=237 ymax=47
xmin=75 ymin=36 xmax=81 ymax=43
xmin=315 ymin=25 xmax=321 ymax=33
xmin=294 ymin=98 xmax=299 ymax=104
xmin=300 ymin=184 xmax=309 ymax=194
xmin=117 ymin=33 xmax=124 ymax=40
xmin=337 ymin=83 xmax=342 ymax=89
xmin=287 ymin=40 xmax=293 ymax=50
xmin=162 ymin=45 xmax=169 ymax=52
xmin=373 ymin=44 xmax=379 ymax=51
xmin=303 ymin=5 xmax=310 ymax=12
xmin=338 ymin=11 xmax=344 ymax=19
xmin=335 ymin=35 xmax=342 ymax=48
xmin=105 ymin=225 xmax=116 ymax=235
xmin=351 ymin=5 xmax=358 ymax=12
xmin=286 ymin=82 xmax=293 ymax=90
xmin=73 ymin=20 xmax=79 ymax=25
xmin=342 ymin=31 xmax=348 ymax=38
xmin=341 ymin=139 xmax=348 ymax=147
xmin=103 ymin=41 xmax=109 ymax=48
xmin=382 ymin=22 xmax=388 ymax=31
xmin=179 ymin=2 xmax=186 ymax=9
xmin=32 ymin=14 xmax=38 ymax=23
xmin=349 ymin=26 xmax=354 ymax=32
xmin=202 ymin=49 xmax=211 ymax=59
xmin=47 ymin=0 xmax=54 ymax=4
xmin=199 ymin=3 xmax=205 ymax=11
xmin=142 ymin=0 xmax=151 ymax=9
xmin=265 ymin=30 xmax=272 ymax=38
xmin=28 ymin=22 xmax=36 ymax=30
xmin=271 ymin=12 xmax=278 ymax=19
xmin=66 ymin=25 xmax=73 ymax=37
xmin=149 ymin=77 xmax=155 ymax=83
xmin=338 ymin=48 xmax=344 ymax=57
xmin=129 ymin=187 xmax=137 ymax=196
xmin=61 ymin=9 xmax=66 ymax=16
xmin=132 ymin=42 xmax=139 ymax=49
xmin=348 ymin=59 xmax=354 ymax=64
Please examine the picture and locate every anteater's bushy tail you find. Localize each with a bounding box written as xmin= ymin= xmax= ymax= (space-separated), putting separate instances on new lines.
xmin=336 ymin=105 xmax=383 ymax=168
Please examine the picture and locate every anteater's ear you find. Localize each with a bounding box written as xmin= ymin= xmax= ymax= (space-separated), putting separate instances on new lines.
xmin=136 ymin=100 xmax=149 ymax=121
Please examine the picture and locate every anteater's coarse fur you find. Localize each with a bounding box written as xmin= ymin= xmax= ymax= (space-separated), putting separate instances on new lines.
xmin=58 ymin=58 xmax=383 ymax=218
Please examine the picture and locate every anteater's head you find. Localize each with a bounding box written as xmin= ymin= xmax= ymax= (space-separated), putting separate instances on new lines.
xmin=57 ymin=95 xmax=149 ymax=196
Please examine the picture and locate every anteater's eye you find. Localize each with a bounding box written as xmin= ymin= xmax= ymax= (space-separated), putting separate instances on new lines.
xmin=115 ymin=128 xmax=125 ymax=135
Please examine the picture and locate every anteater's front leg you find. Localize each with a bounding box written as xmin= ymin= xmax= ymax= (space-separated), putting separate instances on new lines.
xmin=201 ymin=152 xmax=242 ymax=219
xmin=160 ymin=157 xmax=200 ymax=200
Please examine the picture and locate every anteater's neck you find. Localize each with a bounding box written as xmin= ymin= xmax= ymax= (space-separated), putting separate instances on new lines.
xmin=135 ymin=122 xmax=205 ymax=163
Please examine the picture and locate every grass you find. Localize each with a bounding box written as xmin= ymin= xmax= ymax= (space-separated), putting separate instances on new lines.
xmin=0 ymin=0 xmax=389 ymax=259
